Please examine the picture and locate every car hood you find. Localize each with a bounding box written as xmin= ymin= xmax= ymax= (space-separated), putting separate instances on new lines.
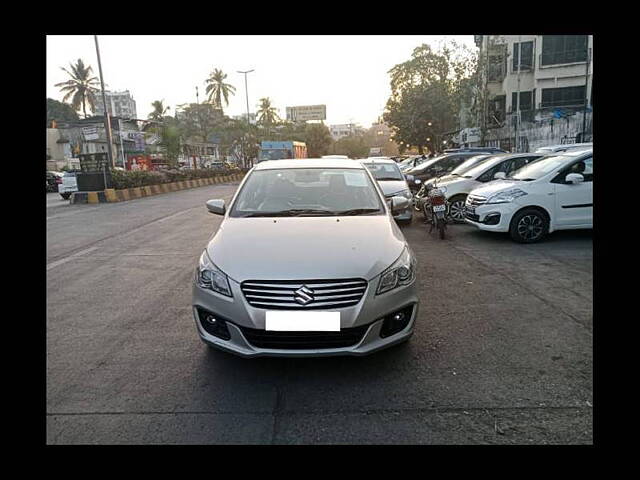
xmin=468 ymin=179 xmax=526 ymax=197
xmin=207 ymin=216 xmax=407 ymax=283
xmin=378 ymin=180 xmax=409 ymax=196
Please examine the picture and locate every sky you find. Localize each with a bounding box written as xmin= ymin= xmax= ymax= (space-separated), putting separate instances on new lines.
xmin=46 ymin=35 xmax=477 ymax=129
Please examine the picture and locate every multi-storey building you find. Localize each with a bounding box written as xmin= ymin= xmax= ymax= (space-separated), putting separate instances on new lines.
xmin=93 ymin=90 xmax=138 ymax=119
xmin=473 ymin=35 xmax=593 ymax=151
xmin=329 ymin=123 xmax=364 ymax=140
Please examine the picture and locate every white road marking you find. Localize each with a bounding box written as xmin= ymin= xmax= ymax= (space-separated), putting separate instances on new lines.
xmin=47 ymin=247 xmax=99 ymax=271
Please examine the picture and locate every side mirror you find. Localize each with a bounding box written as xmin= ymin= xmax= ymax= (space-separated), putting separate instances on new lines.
xmin=494 ymin=171 xmax=506 ymax=180
xmin=565 ymin=173 xmax=584 ymax=184
xmin=206 ymin=199 xmax=226 ymax=215
xmin=391 ymin=196 xmax=409 ymax=214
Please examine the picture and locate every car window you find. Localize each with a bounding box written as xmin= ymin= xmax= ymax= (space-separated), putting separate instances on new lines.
xmin=230 ymin=168 xmax=385 ymax=217
xmin=450 ymin=155 xmax=492 ymax=175
xmin=551 ymin=156 xmax=593 ymax=184
xmin=508 ymin=155 xmax=574 ymax=181
xmin=507 ymin=156 xmax=541 ymax=174
xmin=477 ymin=160 xmax=510 ymax=183
xmin=362 ymin=163 xmax=404 ymax=181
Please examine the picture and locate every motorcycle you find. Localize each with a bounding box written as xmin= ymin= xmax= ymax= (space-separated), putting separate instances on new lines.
xmin=422 ymin=179 xmax=448 ymax=240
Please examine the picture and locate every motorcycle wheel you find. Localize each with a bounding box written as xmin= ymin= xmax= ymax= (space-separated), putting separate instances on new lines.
xmin=439 ymin=221 xmax=446 ymax=239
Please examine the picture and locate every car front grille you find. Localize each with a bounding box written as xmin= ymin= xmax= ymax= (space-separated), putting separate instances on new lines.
xmin=236 ymin=323 xmax=370 ymax=349
xmin=466 ymin=194 xmax=487 ymax=207
xmin=465 ymin=212 xmax=480 ymax=222
xmin=241 ymin=278 xmax=368 ymax=310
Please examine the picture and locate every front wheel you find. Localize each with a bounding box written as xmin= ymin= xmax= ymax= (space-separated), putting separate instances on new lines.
xmin=439 ymin=222 xmax=446 ymax=239
xmin=509 ymin=208 xmax=549 ymax=243
xmin=447 ymin=195 xmax=467 ymax=223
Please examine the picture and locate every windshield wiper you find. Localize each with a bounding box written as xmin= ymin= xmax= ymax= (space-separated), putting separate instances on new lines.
xmin=243 ymin=208 xmax=335 ymax=217
xmin=334 ymin=208 xmax=381 ymax=216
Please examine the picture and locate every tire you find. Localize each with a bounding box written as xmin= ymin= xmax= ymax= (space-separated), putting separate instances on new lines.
xmin=438 ymin=221 xmax=446 ymax=239
xmin=60 ymin=193 xmax=71 ymax=200
xmin=447 ymin=195 xmax=467 ymax=223
xmin=509 ymin=208 xmax=549 ymax=243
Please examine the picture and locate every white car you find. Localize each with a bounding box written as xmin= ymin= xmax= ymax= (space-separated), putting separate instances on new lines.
xmin=426 ymin=153 xmax=543 ymax=222
xmin=535 ymin=143 xmax=592 ymax=154
xmin=464 ymin=149 xmax=593 ymax=243
xmin=321 ymin=155 xmax=350 ymax=160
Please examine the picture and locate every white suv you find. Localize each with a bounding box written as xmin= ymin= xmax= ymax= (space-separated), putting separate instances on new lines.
xmin=464 ymin=149 xmax=593 ymax=243
xmin=427 ymin=153 xmax=543 ymax=223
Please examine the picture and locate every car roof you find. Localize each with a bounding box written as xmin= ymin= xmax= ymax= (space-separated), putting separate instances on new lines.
xmin=535 ymin=142 xmax=592 ymax=152
xmin=254 ymin=158 xmax=365 ymax=170
xmin=360 ymin=158 xmax=397 ymax=164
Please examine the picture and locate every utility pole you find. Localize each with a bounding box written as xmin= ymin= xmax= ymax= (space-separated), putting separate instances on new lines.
xmin=238 ymin=70 xmax=254 ymax=169
xmin=94 ymin=35 xmax=114 ymax=171
xmin=582 ymin=40 xmax=591 ymax=142
xmin=118 ymin=117 xmax=126 ymax=168
xmin=515 ymin=35 xmax=522 ymax=153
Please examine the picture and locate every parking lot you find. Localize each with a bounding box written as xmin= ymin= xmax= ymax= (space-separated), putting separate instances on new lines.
xmin=46 ymin=181 xmax=592 ymax=444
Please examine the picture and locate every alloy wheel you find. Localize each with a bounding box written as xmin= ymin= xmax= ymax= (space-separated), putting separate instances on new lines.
xmin=448 ymin=200 xmax=466 ymax=223
xmin=517 ymin=214 xmax=544 ymax=241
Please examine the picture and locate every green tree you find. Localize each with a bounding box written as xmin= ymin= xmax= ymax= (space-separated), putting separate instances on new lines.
xmin=304 ymin=123 xmax=333 ymax=157
xmin=176 ymin=103 xmax=224 ymax=143
xmin=330 ymin=134 xmax=368 ymax=159
xmin=383 ymin=42 xmax=477 ymax=154
xmin=256 ymin=97 xmax=280 ymax=137
xmin=54 ymin=59 xmax=101 ymax=119
xmin=205 ymin=69 xmax=236 ymax=113
xmin=47 ymin=98 xmax=79 ymax=126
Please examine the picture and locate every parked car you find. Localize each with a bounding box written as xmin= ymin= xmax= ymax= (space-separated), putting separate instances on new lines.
xmin=321 ymin=155 xmax=350 ymax=160
xmin=444 ymin=147 xmax=506 ymax=154
xmin=361 ymin=158 xmax=413 ymax=224
xmin=421 ymin=153 xmax=544 ymax=222
xmin=46 ymin=171 xmax=63 ymax=193
xmin=398 ymin=155 xmax=429 ymax=173
xmin=405 ymin=152 xmax=483 ymax=192
xmin=465 ymin=149 xmax=592 ymax=243
xmin=193 ymin=158 xmax=419 ymax=357
xmin=58 ymin=170 xmax=79 ymax=200
xmin=534 ymin=142 xmax=592 ymax=154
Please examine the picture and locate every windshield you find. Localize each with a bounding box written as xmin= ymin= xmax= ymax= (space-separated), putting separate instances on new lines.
xmin=507 ymin=155 xmax=571 ymax=181
xmin=409 ymin=156 xmax=443 ymax=173
xmin=362 ymin=162 xmax=404 ymax=181
xmin=450 ymin=155 xmax=493 ymax=176
xmin=230 ymin=168 xmax=385 ymax=217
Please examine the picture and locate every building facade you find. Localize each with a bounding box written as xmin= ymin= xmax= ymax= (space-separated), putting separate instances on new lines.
xmin=329 ymin=123 xmax=364 ymax=140
xmin=94 ymin=90 xmax=138 ymax=119
xmin=473 ymin=35 xmax=593 ymax=151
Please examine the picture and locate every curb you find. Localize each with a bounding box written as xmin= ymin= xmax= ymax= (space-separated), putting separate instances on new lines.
xmin=70 ymin=172 xmax=245 ymax=205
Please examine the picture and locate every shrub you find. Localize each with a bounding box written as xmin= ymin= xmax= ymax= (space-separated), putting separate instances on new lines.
xmin=109 ymin=167 xmax=245 ymax=190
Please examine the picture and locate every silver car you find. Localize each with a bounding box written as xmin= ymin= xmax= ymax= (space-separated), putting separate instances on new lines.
xmin=361 ymin=158 xmax=413 ymax=223
xmin=193 ymin=158 xmax=419 ymax=357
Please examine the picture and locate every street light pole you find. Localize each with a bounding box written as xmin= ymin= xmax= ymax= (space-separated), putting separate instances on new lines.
xmin=238 ymin=69 xmax=254 ymax=168
xmin=94 ymin=35 xmax=115 ymax=170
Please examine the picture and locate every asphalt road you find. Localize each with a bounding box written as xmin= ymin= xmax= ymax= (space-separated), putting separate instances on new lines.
xmin=46 ymin=182 xmax=593 ymax=444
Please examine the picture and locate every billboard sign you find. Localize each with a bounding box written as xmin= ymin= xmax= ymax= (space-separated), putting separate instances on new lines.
xmin=82 ymin=126 xmax=99 ymax=141
xmin=286 ymin=105 xmax=326 ymax=122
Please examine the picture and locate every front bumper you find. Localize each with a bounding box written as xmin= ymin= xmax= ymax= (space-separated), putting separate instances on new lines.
xmin=192 ymin=277 xmax=419 ymax=357
xmin=464 ymin=202 xmax=517 ymax=232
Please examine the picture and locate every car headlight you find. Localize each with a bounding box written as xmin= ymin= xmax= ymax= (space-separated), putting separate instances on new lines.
xmin=376 ymin=247 xmax=416 ymax=295
xmin=486 ymin=188 xmax=527 ymax=204
xmin=196 ymin=250 xmax=232 ymax=297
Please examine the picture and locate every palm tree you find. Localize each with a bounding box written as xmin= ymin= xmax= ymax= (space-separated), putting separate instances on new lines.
xmin=204 ymin=68 xmax=236 ymax=112
xmin=148 ymin=100 xmax=170 ymax=122
xmin=54 ymin=59 xmax=101 ymax=119
xmin=256 ymin=97 xmax=280 ymax=137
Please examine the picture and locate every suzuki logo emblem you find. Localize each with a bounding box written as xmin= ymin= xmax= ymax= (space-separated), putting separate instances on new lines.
xmin=294 ymin=285 xmax=314 ymax=305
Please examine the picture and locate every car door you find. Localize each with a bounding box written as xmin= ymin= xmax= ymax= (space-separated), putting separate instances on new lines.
xmin=551 ymin=156 xmax=593 ymax=227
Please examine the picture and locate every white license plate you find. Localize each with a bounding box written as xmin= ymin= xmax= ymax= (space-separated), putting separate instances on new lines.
xmin=433 ymin=204 xmax=446 ymax=212
xmin=265 ymin=311 xmax=340 ymax=331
